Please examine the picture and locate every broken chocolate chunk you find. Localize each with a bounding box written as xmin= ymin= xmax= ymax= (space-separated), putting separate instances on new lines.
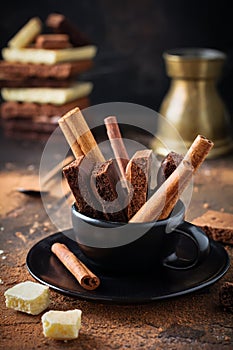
xmin=157 ymin=151 xmax=184 ymax=186
xmin=192 ymin=210 xmax=233 ymax=245
xmin=91 ymin=159 xmax=127 ymax=222
xmin=63 ymin=157 xmax=103 ymax=219
xmin=125 ymin=150 xmax=153 ymax=220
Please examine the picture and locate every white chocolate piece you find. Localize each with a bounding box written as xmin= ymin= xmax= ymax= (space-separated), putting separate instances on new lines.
xmin=1 ymin=82 xmax=93 ymax=105
xmin=8 ymin=17 xmax=42 ymax=48
xmin=4 ymin=281 xmax=50 ymax=315
xmin=2 ymin=45 xmax=97 ymax=64
xmin=41 ymin=309 xmax=82 ymax=340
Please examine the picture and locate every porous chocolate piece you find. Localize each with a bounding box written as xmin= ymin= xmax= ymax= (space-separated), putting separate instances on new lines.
xmin=219 ymin=282 xmax=233 ymax=312
xmin=46 ymin=13 xmax=90 ymax=47
xmin=2 ymin=116 xmax=59 ymax=133
xmin=91 ymin=159 xmax=127 ymax=222
xmin=125 ymin=150 xmax=153 ymax=220
xmin=63 ymin=157 xmax=102 ymax=219
xmin=0 ymin=60 xmax=93 ymax=79
xmin=34 ymin=34 xmax=71 ymax=49
xmin=157 ymin=151 xmax=184 ymax=186
xmin=0 ymin=97 xmax=90 ymax=119
xmin=192 ymin=210 xmax=233 ymax=245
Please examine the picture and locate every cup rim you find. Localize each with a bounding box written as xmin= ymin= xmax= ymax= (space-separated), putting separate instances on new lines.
xmin=71 ymin=200 xmax=185 ymax=227
xmin=163 ymin=47 xmax=226 ymax=61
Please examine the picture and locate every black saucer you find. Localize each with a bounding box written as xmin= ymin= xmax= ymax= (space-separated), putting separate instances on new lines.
xmin=26 ymin=230 xmax=230 ymax=304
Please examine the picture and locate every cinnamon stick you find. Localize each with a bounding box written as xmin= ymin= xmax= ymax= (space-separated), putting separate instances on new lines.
xmin=157 ymin=177 xmax=188 ymax=220
xmin=61 ymin=107 xmax=105 ymax=162
xmin=58 ymin=117 xmax=83 ymax=159
xmin=51 ymin=243 xmax=100 ymax=290
xmin=158 ymin=135 xmax=214 ymax=220
xmin=104 ymin=116 xmax=129 ymax=181
xmin=184 ymin=134 xmax=214 ymax=172
xmin=129 ymin=159 xmax=193 ymax=222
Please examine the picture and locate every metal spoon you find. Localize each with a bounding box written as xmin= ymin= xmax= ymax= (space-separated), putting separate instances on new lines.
xmin=17 ymin=188 xmax=49 ymax=197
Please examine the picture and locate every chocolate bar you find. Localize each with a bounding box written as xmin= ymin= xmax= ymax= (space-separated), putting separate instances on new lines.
xmin=46 ymin=13 xmax=90 ymax=47
xmin=35 ymin=34 xmax=71 ymax=49
xmin=1 ymin=82 xmax=93 ymax=105
xmin=192 ymin=210 xmax=233 ymax=245
xmin=1 ymin=98 xmax=90 ymax=119
xmin=2 ymin=46 xmax=97 ymax=65
xmin=126 ymin=150 xmax=153 ymax=220
xmin=2 ymin=116 xmax=59 ymax=133
xmin=0 ymin=60 xmax=93 ymax=79
xmin=63 ymin=157 xmax=102 ymax=219
xmin=91 ymin=159 xmax=127 ymax=222
xmin=0 ymin=78 xmax=75 ymax=88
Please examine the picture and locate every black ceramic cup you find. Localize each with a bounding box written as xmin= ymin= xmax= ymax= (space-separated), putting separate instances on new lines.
xmin=71 ymin=201 xmax=210 ymax=273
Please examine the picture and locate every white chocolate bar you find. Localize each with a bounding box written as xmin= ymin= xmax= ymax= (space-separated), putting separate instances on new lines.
xmin=1 ymin=82 xmax=93 ymax=105
xmin=41 ymin=309 xmax=82 ymax=340
xmin=4 ymin=281 xmax=50 ymax=315
xmin=2 ymin=45 xmax=97 ymax=64
xmin=8 ymin=17 xmax=42 ymax=48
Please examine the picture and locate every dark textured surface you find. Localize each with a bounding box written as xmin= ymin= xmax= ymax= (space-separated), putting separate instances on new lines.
xmin=219 ymin=282 xmax=233 ymax=312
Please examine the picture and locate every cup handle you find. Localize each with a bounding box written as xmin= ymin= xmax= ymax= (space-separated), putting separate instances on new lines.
xmin=163 ymin=221 xmax=210 ymax=270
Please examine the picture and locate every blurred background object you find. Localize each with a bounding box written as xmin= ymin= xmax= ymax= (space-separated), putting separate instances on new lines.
xmin=0 ymin=13 xmax=96 ymax=140
xmin=153 ymin=48 xmax=232 ymax=158
xmin=0 ymin=0 xmax=233 ymax=144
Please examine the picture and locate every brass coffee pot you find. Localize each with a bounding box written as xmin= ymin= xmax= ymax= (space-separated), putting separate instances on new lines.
xmin=152 ymin=48 xmax=233 ymax=158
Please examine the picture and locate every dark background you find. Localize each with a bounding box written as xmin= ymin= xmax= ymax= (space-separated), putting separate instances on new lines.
xmin=1 ymin=0 xmax=233 ymax=115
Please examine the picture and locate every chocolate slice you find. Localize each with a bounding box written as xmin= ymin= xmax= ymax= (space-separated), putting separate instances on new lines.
xmin=126 ymin=150 xmax=153 ymax=220
xmin=63 ymin=157 xmax=102 ymax=219
xmin=192 ymin=210 xmax=233 ymax=245
xmin=2 ymin=116 xmax=59 ymax=133
xmin=157 ymin=151 xmax=184 ymax=186
xmin=35 ymin=34 xmax=71 ymax=49
xmin=91 ymin=159 xmax=127 ymax=222
xmin=1 ymin=97 xmax=90 ymax=119
xmin=0 ymin=60 xmax=93 ymax=79
xmin=0 ymin=78 xmax=75 ymax=88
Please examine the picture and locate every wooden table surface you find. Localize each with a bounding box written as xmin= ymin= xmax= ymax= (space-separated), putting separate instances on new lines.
xmin=0 ymin=129 xmax=233 ymax=350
